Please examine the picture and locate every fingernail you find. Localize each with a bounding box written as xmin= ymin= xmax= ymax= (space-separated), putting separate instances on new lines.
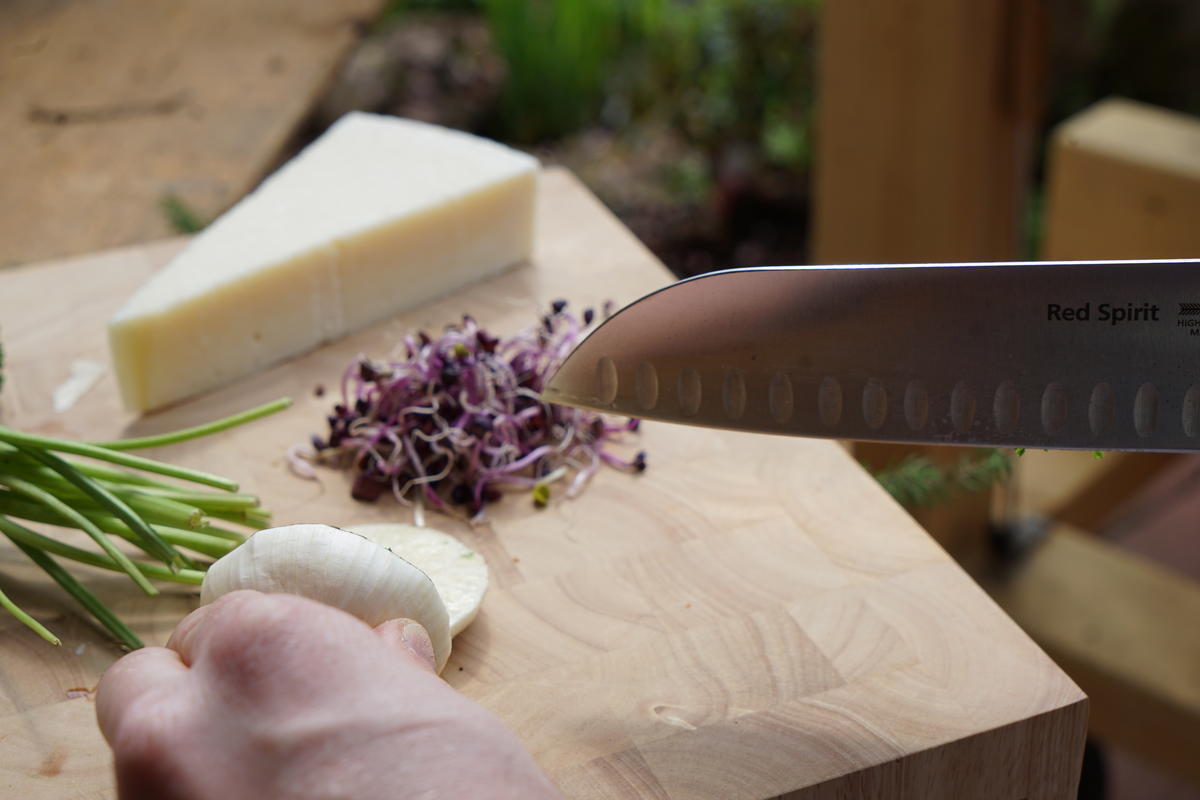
xmin=400 ymin=622 xmax=436 ymax=670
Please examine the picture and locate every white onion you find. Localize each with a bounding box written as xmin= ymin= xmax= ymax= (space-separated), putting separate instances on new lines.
xmin=201 ymin=524 xmax=452 ymax=672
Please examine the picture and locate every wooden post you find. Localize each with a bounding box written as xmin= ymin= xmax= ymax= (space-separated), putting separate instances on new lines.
xmin=813 ymin=0 xmax=1045 ymax=555
xmin=813 ymin=0 xmax=1044 ymax=264
xmin=1042 ymin=97 xmax=1200 ymax=260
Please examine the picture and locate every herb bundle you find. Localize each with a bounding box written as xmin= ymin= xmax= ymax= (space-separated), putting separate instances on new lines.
xmin=0 ymin=398 xmax=289 ymax=649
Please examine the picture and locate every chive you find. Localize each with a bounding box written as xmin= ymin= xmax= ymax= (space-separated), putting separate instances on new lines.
xmin=0 ymin=492 xmax=164 ymax=560
xmin=0 ymin=474 xmax=158 ymax=596
xmin=207 ymin=507 xmax=272 ymax=529
xmin=0 ymin=459 xmax=214 ymax=525
xmin=0 ymin=453 xmax=196 ymax=495
xmin=195 ymin=522 xmax=249 ymax=542
xmin=0 ymin=397 xmax=283 ymax=650
xmin=0 ymin=457 xmax=261 ymax=537
xmin=0 ymin=493 xmax=235 ymax=559
xmin=117 ymin=486 xmax=262 ymax=512
xmin=0 ymin=434 xmax=237 ymax=491
xmin=91 ymin=398 xmax=292 ymax=451
xmin=0 ymin=583 xmax=60 ymax=645
xmin=144 ymin=524 xmax=237 ymax=559
xmin=15 ymin=446 xmax=184 ymax=568
xmin=4 ymin=469 xmax=206 ymax=530
xmin=0 ymin=516 xmax=203 ymax=584
xmin=100 ymin=491 xmax=204 ymax=529
xmin=65 ymin=459 xmax=178 ymax=490
xmin=6 ymin=534 xmax=143 ymax=650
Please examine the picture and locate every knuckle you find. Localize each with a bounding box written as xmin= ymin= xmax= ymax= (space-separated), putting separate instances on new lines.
xmin=205 ymin=592 xmax=294 ymax=648
xmin=199 ymin=594 xmax=314 ymax=693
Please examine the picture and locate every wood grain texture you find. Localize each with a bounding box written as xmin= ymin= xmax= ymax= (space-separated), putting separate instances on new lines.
xmin=1043 ymin=98 xmax=1200 ymax=261
xmin=0 ymin=169 xmax=1086 ymax=798
xmin=852 ymin=441 xmax=998 ymax=565
xmin=0 ymin=0 xmax=383 ymax=268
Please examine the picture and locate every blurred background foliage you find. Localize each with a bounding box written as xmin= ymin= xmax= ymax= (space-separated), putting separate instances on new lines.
xmin=327 ymin=0 xmax=1199 ymax=276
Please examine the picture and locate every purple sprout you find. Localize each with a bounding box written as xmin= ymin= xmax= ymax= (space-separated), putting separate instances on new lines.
xmin=303 ymin=302 xmax=645 ymax=520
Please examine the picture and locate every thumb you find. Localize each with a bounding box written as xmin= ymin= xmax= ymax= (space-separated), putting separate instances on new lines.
xmin=374 ymin=618 xmax=437 ymax=673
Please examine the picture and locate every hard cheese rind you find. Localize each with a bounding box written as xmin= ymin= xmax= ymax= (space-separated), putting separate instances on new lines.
xmin=109 ymin=112 xmax=538 ymax=411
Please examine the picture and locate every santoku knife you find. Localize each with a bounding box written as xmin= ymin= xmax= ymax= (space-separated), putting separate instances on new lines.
xmin=543 ymin=259 xmax=1200 ymax=453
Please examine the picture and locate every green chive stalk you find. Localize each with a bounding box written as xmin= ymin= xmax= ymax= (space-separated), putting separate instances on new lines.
xmin=92 ymin=398 xmax=291 ymax=450
xmin=0 ymin=583 xmax=61 ymax=645
xmin=0 ymin=398 xmax=288 ymax=648
xmin=0 ymin=517 xmax=203 ymax=585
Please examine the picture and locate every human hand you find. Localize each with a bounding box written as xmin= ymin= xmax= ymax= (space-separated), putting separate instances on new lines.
xmin=96 ymin=590 xmax=561 ymax=800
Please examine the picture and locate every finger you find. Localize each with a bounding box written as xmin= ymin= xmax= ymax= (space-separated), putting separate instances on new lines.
xmin=374 ymin=618 xmax=437 ymax=673
xmin=168 ymin=590 xmax=261 ymax=667
xmin=165 ymin=603 xmax=213 ymax=665
xmin=173 ymin=592 xmax=371 ymax=705
xmin=95 ymin=647 xmax=187 ymax=746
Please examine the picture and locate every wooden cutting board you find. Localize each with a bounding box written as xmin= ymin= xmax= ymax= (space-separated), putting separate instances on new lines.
xmin=0 ymin=169 xmax=1086 ymax=799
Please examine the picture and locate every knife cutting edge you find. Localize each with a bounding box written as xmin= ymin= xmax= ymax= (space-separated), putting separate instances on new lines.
xmin=542 ymin=258 xmax=1200 ymax=453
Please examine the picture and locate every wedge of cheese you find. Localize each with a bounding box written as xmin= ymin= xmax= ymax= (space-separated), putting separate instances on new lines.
xmin=109 ymin=112 xmax=538 ymax=412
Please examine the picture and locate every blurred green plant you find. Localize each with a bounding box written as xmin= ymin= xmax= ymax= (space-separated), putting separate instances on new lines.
xmin=619 ymin=0 xmax=819 ymax=166
xmin=475 ymin=0 xmax=820 ymax=164
xmin=160 ymin=194 xmax=207 ymax=235
xmin=374 ymin=0 xmax=482 ymax=30
xmin=483 ymin=0 xmax=624 ymax=142
xmin=874 ymin=449 xmax=1013 ymax=509
xmin=664 ymin=152 xmax=713 ymax=205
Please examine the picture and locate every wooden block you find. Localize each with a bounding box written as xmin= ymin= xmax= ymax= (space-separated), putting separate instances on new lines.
xmin=1012 ymin=449 xmax=1180 ymax=532
xmin=1043 ymin=98 xmax=1200 ymax=260
xmin=985 ymin=525 xmax=1200 ymax=785
xmin=0 ymin=170 xmax=1086 ymax=798
xmin=813 ymin=0 xmax=1044 ymax=264
xmin=0 ymin=0 xmax=383 ymax=268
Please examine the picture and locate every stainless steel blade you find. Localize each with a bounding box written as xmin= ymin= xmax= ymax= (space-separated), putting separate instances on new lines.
xmin=543 ymin=259 xmax=1200 ymax=452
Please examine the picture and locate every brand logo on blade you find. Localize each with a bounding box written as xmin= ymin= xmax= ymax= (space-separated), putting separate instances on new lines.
xmin=1046 ymin=302 xmax=1160 ymax=326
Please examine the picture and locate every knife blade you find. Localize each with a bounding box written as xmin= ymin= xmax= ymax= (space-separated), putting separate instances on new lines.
xmin=542 ymin=259 xmax=1200 ymax=453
